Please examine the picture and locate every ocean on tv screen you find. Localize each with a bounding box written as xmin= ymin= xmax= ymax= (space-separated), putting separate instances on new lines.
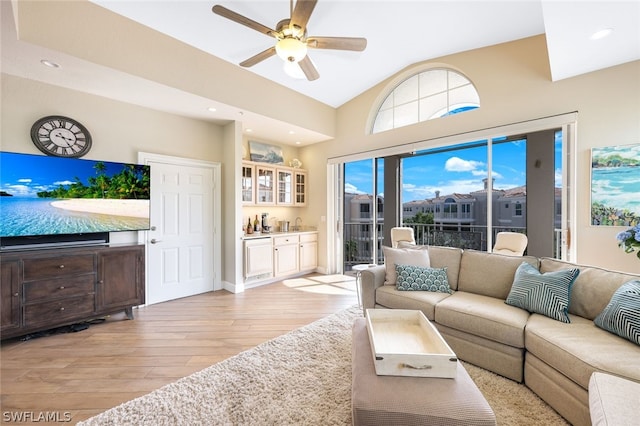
xmin=0 ymin=151 xmax=150 ymax=238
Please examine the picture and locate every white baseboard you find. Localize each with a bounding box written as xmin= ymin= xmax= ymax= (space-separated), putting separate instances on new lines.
xmin=219 ymin=269 xmax=325 ymax=294
xmin=222 ymin=280 xmax=245 ymax=294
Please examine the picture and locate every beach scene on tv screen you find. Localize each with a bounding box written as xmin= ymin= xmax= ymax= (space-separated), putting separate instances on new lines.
xmin=0 ymin=152 xmax=150 ymax=237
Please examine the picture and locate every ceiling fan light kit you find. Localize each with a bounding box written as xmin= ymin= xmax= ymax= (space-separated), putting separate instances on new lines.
xmin=276 ymin=37 xmax=307 ymax=63
xmin=212 ymin=0 xmax=366 ymax=81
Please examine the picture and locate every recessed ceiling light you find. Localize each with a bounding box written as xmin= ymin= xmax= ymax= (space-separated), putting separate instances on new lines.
xmin=246 ymin=128 xmax=253 ymax=133
xmin=295 ymin=141 xmax=301 ymax=145
xmin=40 ymin=59 xmax=60 ymax=68
xmin=289 ymin=130 xmax=295 ymax=135
xmin=590 ymin=28 xmax=613 ymax=40
xmin=207 ymin=107 xmax=217 ymax=112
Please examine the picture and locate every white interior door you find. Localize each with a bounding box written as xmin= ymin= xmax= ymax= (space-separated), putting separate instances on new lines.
xmin=140 ymin=153 xmax=219 ymax=305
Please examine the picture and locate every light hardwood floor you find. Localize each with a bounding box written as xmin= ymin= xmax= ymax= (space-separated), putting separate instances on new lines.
xmin=1 ymin=273 xmax=359 ymax=425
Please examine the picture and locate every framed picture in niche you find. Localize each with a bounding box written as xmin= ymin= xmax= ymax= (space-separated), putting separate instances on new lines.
xmin=249 ymin=141 xmax=284 ymax=164
xmin=590 ymin=142 xmax=640 ymax=226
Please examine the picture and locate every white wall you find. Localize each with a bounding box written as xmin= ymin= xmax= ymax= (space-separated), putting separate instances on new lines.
xmin=1 ymin=75 xmax=224 ymax=163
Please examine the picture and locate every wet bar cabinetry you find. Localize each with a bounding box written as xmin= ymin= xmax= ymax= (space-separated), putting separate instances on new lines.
xmin=0 ymin=244 xmax=145 ymax=340
xmin=242 ymin=161 xmax=307 ymax=206
xmin=273 ymin=234 xmax=299 ymax=277
xmin=243 ymin=231 xmax=318 ymax=285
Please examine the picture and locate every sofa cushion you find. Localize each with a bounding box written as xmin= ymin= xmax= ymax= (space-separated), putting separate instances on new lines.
xmin=396 ymin=243 xmax=463 ymax=291
xmin=375 ymin=286 xmax=451 ymax=321
xmin=594 ymin=280 xmax=640 ymax=345
xmin=435 ymin=291 xmax=531 ymax=348
xmin=382 ymin=246 xmax=430 ymax=285
xmin=395 ymin=264 xmax=451 ymax=293
xmin=539 ymin=258 xmax=640 ymax=320
xmin=525 ymin=313 xmax=640 ymax=389
xmin=589 ymin=372 xmax=640 ymax=426
xmin=505 ymin=262 xmax=579 ymax=323
xmin=457 ymin=250 xmax=539 ymax=299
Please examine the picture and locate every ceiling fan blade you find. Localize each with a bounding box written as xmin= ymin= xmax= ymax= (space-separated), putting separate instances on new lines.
xmin=212 ymin=5 xmax=276 ymax=37
xmin=298 ymin=55 xmax=319 ymax=81
xmin=291 ymin=0 xmax=317 ymax=30
xmin=307 ymin=36 xmax=367 ymax=51
xmin=240 ymin=47 xmax=277 ymax=67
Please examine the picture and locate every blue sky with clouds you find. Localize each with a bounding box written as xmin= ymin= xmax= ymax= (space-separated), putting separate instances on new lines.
xmin=0 ymin=152 xmax=135 ymax=198
xmin=345 ymin=135 xmax=563 ymax=202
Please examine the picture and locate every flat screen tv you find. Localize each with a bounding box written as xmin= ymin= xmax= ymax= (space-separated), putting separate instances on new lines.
xmin=0 ymin=151 xmax=150 ymax=250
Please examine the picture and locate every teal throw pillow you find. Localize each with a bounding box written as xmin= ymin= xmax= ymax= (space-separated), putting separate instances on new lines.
xmin=395 ymin=264 xmax=451 ymax=293
xmin=505 ymin=262 xmax=579 ymax=323
xmin=594 ymin=280 xmax=640 ymax=346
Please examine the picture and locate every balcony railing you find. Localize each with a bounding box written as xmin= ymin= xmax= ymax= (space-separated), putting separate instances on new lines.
xmin=344 ymin=222 xmax=564 ymax=271
xmin=344 ymin=222 xmax=530 ymax=271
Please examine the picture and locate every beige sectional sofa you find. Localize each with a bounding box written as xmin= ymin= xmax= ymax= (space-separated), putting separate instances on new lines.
xmin=360 ymin=246 xmax=640 ymax=426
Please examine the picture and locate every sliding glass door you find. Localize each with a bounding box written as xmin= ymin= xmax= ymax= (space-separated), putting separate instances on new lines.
xmin=331 ymin=115 xmax=576 ymax=272
xmin=343 ymin=159 xmax=384 ymax=271
xmin=400 ymin=131 xmax=561 ymax=256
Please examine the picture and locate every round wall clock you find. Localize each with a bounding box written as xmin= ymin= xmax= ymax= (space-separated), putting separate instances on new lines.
xmin=30 ymin=115 xmax=92 ymax=158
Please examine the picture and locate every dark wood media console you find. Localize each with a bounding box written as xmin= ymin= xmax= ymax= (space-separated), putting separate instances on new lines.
xmin=1 ymin=243 xmax=145 ymax=340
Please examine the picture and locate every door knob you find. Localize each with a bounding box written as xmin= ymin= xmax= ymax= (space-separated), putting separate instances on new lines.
xmin=150 ymin=239 xmax=161 ymax=244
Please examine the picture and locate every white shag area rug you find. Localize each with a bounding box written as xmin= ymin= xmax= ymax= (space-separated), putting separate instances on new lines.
xmin=79 ymin=306 xmax=568 ymax=425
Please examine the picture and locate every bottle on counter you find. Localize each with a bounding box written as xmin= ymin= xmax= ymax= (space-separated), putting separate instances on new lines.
xmin=254 ymin=215 xmax=260 ymax=233
xmin=246 ymin=217 xmax=253 ymax=234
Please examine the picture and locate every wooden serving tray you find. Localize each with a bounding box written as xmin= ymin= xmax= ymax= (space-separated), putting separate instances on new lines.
xmin=365 ymin=309 xmax=458 ymax=378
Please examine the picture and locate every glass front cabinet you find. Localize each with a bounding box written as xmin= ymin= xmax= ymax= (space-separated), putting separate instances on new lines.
xmin=241 ymin=163 xmax=255 ymax=205
xmin=256 ymin=165 xmax=275 ymax=205
xmin=277 ymin=169 xmax=293 ymax=205
xmin=294 ymin=170 xmax=307 ymax=206
xmin=241 ymin=161 xmax=307 ymax=206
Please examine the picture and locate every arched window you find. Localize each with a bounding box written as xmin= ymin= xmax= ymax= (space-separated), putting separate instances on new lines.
xmin=372 ymin=68 xmax=479 ymax=133
xmin=443 ymin=197 xmax=458 ymax=216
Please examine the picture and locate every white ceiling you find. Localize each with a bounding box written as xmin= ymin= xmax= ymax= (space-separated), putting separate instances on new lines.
xmin=2 ymin=1 xmax=639 ymax=145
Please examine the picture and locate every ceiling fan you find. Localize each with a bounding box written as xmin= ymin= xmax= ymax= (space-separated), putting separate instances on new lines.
xmin=212 ymin=0 xmax=367 ymax=81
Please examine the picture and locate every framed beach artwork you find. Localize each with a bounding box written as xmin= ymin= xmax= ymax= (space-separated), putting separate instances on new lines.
xmin=590 ymin=142 xmax=640 ymax=226
xmin=249 ymin=141 xmax=284 ymax=164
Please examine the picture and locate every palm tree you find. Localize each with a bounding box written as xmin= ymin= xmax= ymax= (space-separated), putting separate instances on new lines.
xmin=93 ymin=162 xmax=108 ymax=198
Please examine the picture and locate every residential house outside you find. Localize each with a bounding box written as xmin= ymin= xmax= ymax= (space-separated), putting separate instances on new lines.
xmin=344 ymin=178 xmax=562 ymax=269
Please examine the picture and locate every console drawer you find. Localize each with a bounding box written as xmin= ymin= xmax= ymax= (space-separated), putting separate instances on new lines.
xmin=24 ymin=295 xmax=95 ymax=327
xmin=300 ymin=233 xmax=318 ymax=243
xmin=23 ymin=254 xmax=95 ymax=281
xmin=23 ymin=275 xmax=95 ymax=303
xmin=273 ymin=235 xmax=299 ymax=246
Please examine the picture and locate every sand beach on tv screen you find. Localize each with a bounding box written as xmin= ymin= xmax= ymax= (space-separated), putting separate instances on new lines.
xmin=51 ymin=199 xmax=149 ymax=219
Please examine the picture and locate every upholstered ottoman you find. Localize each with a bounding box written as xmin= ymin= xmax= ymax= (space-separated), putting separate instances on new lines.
xmin=589 ymin=372 xmax=640 ymax=425
xmin=352 ymin=318 xmax=496 ymax=425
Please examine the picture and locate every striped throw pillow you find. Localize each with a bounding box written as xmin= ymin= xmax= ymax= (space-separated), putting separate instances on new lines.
xmin=594 ymin=280 xmax=640 ymax=345
xmin=505 ymin=262 xmax=579 ymax=323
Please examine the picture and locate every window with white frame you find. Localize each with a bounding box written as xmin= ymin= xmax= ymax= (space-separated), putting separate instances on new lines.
xmin=515 ymin=202 xmax=523 ymax=217
xmin=372 ymin=68 xmax=480 ymax=133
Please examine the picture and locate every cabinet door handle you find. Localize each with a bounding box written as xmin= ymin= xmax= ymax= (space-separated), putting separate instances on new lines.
xmin=59 ymin=264 xmax=65 ymax=269
xmin=59 ymin=286 xmax=65 ymax=290
xmin=60 ymin=307 xmax=65 ymax=311
xmin=13 ymin=292 xmax=19 ymax=297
